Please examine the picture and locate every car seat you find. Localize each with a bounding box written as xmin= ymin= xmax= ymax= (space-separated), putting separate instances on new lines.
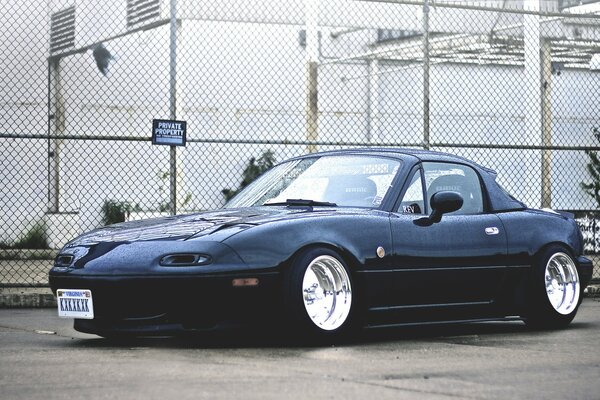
xmin=427 ymin=174 xmax=483 ymax=214
xmin=325 ymin=176 xmax=378 ymax=207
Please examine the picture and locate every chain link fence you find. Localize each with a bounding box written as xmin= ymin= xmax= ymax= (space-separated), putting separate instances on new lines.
xmin=1 ymin=0 xmax=599 ymax=286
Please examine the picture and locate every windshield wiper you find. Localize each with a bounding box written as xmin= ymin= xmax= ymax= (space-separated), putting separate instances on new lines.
xmin=263 ymin=199 xmax=337 ymax=207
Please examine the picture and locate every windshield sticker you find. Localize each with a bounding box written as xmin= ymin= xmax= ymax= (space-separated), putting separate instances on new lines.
xmin=425 ymin=168 xmax=466 ymax=186
xmin=361 ymin=163 xmax=390 ymax=174
xmin=301 ymin=157 xmax=396 ymax=177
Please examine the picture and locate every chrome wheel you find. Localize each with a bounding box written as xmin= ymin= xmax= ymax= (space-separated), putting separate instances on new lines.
xmin=302 ymin=255 xmax=352 ymax=331
xmin=544 ymin=252 xmax=580 ymax=315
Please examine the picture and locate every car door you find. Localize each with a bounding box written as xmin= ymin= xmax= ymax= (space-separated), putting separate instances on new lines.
xmin=383 ymin=162 xmax=508 ymax=309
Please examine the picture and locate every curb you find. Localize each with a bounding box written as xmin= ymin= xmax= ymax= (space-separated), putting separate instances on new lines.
xmin=0 ymin=288 xmax=57 ymax=308
xmin=1 ymin=284 xmax=598 ymax=309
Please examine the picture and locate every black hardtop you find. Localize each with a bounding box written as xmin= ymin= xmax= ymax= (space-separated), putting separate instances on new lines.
xmin=295 ymin=147 xmax=488 ymax=168
xmin=289 ymin=148 xmax=526 ymax=212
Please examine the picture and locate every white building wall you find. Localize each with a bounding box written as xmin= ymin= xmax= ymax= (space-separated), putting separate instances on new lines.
xmin=1 ymin=0 xmax=599 ymax=245
xmin=0 ymin=0 xmax=49 ymax=244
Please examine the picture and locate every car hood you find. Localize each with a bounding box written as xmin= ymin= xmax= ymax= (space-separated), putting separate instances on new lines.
xmin=63 ymin=206 xmax=369 ymax=248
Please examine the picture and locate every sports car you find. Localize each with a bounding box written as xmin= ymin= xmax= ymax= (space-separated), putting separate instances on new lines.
xmin=49 ymin=148 xmax=594 ymax=338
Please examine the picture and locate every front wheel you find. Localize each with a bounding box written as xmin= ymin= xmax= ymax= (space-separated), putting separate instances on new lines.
xmin=283 ymin=247 xmax=354 ymax=337
xmin=524 ymin=246 xmax=581 ymax=329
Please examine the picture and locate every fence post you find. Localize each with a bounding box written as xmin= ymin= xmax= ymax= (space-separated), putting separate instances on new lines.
xmin=524 ymin=0 xmax=544 ymax=208
xmin=169 ymin=0 xmax=178 ymax=215
xmin=541 ymin=40 xmax=553 ymax=208
xmin=48 ymin=58 xmax=64 ymax=213
xmin=367 ymin=59 xmax=380 ymax=143
xmin=305 ymin=0 xmax=319 ymax=153
xmin=422 ymin=0 xmax=430 ymax=150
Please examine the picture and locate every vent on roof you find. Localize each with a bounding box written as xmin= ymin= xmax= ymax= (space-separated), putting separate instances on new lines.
xmin=127 ymin=0 xmax=161 ymax=29
xmin=50 ymin=6 xmax=75 ymax=54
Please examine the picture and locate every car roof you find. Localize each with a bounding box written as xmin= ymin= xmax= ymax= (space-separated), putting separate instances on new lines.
xmin=295 ymin=148 xmax=491 ymax=170
xmin=290 ymin=148 xmax=525 ymax=212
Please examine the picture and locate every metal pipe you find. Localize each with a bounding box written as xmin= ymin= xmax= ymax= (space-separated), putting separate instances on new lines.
xmin=541 ymin=39 xmax=553 ymax=208
xmin=46 ymin=59 xmax=52 ymax=210
xmin=319 ymin=9 xmax=598 ymax=68
xmin=305 ymin=0 xmax=320 ymax=153
xmin=366 ymin=59 xmax=380 ymax=142
xmin=47 ymin=58 xmax=64 ymax=213
xmin=3 ymin=132 xmax=600 ymax=152
xmin=524 ymin=0 xmax=543 ymax=208
xmin=47 ymin=19 xmax=171 ymax=61
xmin=169 ymin=0 xmax=178 ymax=216
xmin=355 ymin=0 xmax=600 ymax=19
xmin=422 ymin=0 xmax=430 ymax=150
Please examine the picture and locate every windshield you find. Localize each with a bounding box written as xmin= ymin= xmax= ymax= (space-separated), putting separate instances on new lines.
xmin=225 ymin=155 xmax=401 ymax=209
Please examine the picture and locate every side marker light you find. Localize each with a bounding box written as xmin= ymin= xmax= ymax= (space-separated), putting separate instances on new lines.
xmin=232 ymin=278 xmax=259 ymax=287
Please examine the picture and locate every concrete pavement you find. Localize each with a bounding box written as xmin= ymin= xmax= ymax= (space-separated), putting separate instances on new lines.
xmin=1 ymin=299 xmax=599 ymax=399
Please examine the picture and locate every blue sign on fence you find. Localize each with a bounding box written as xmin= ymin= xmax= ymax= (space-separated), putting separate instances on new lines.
xmin=152 ymin=119 xmax=187 ymax=147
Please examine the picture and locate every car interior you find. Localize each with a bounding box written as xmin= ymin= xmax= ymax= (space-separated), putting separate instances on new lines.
xmin=324 ymin=175 xmax=378 ymax=207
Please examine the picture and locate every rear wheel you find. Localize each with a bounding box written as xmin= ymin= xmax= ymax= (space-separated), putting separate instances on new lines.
xmin=524 ymin=246 xmax=581 ymax=329
xmin=283 ymin=247 xmax=354 ymax=338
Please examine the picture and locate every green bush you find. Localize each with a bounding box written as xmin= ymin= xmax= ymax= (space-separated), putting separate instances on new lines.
xmin=12 ymin=224 xmax=48 ymax=249
xmin=581 ymin=128 xmax=600 ymax=207
xmin=157 ymin=170 xmax=193 ymax=212
xmin=102 ymin=200 xmax=136 ymax=225
xmin=222 ymin=150 xmax=276 ymax=201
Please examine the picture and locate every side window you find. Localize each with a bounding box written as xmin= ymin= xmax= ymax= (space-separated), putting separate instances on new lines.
xmin=398 ymin=169 xmax=425 ymax=214
xmin=423 ymin=162 xmax=484 ymax=215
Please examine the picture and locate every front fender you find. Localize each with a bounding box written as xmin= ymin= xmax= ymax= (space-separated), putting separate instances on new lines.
xmin=222 ymin=213 xmax=392 ymax=272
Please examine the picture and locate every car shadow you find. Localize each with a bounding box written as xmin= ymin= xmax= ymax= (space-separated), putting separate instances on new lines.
xmin=67 ymin=319 xmax=547 ymax=350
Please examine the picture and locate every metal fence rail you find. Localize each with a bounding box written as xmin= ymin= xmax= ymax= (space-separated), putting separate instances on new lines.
xmin=1 ymin=0 xmax=600 ymax=286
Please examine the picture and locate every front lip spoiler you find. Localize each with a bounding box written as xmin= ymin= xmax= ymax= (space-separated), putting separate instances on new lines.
xmin=74 ymin=317 xmax=251 ymax=336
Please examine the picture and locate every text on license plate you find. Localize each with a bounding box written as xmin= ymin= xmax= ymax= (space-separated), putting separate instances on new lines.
xmin=57 ymin=289 xmax=94 ymax=319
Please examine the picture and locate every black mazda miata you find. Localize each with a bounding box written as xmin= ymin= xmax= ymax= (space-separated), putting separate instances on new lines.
xmin=49 ymin=149 xmax=593 ymax=338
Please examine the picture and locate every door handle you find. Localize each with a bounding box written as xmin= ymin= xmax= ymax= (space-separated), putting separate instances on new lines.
xmin=485 ymin=227 xmax=499 ymax=235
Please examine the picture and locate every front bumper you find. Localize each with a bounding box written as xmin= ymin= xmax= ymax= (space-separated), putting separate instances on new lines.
xmin=49 ymin=271 xmax=281 ymax=336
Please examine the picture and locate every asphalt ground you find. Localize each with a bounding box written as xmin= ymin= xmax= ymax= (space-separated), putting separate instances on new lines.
xmin=1 ymin=300 xmax=599 ymax=400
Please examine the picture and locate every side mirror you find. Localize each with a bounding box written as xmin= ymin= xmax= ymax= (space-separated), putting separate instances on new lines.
xmin=415 ymin=191 xmax=463 ymax=226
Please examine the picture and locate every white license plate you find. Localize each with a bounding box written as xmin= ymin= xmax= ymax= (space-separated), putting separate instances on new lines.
xmin=57 ymin=289 xmax=94 ymax=319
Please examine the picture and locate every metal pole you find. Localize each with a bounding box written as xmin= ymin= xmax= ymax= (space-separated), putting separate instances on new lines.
xmin=541 ymin=39 xmax=553 ymax=208
xmin=48 ymin=58 xmax=64 ymax=213
xmin=524 ymin=0 xmax=543 ymax=208
xmin=367 ymin=59 xmax=380 ymax=143
xmin=169 ymin=0 xmax=178 ymax=215
xmin=305 ymin=0 xmax=319 ymax=153
xmin=422 ymin=0 xmax=430 ymax=150
xmin=47 ymin=59 xmax=52 ymax=211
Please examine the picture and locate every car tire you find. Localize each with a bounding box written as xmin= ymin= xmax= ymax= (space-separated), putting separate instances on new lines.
xmin=283 ymin=247 xmax=355 ymax=339
xmin=524 ymin=245 xmax=581 ymax=330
